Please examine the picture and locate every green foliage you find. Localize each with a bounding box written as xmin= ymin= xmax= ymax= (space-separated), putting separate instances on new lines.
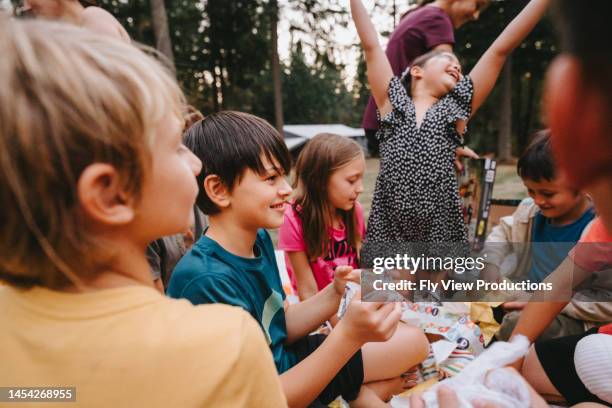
xmin=283 ymin=42 xmax=355 ymax=124
xmin=98 ymin=0 xmax=210 ymax=109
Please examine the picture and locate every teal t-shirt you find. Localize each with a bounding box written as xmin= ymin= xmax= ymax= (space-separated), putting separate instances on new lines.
xmin=528 ymin=207 xmax=595 ymax=282
xmin=167 ymin=229 xmax=296 ymax=373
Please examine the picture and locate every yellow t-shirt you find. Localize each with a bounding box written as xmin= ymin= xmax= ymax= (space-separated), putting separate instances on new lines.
xmin=0 ymin=285 xmax=287 ymax=407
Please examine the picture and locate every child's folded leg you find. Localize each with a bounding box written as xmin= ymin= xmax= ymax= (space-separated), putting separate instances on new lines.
xmin=520 ymin=345 xmax=564 ymax=401
xmin=361 ymin=376 xmax=404 ymax=402
xmin=349 ymin=384 xmax=389 ymax=408
xmin=362 ymin=322 xmax=429 ymax=383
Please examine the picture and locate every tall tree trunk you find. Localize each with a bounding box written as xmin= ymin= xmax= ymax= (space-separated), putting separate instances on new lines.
xmin=513 ymin=70 xmax=522 ymax=139
xmin=270 ymin=0 xmax=284 ymax=136
xmin=519 ymin=77 xmax=537 ymax=152
xmin=150 ymin=0 xmax=175 ymax=70
xmin=497 ymin=56 xmax=513 ymax=162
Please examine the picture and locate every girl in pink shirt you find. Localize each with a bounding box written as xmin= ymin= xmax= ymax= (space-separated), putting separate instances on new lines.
xmin=279 ymin=134 xmax=366 ymax=300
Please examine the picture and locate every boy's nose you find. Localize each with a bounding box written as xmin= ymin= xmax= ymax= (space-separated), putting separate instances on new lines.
xmin=279 ymin=178 xmax=292 ymax=196
xmin=188 ymin=151 xmax=202 ymax=176
xmin=534 ymin=196 xmax=547 ymax=207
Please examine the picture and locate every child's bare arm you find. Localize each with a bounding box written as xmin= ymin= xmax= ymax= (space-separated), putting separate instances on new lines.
xmin=511 ymin=300 xmax=569 ymax=344
xmin=281 ymin=299 xmax=401 ymax=407
xmin=287 ymin=251 xmax=318 ymax=301
xmin=469 ymin=0 xmax=550 ymax=114
xmin=285 ymin=266 xmax=360 ymax=342
xmin=351 ymin=0 xmax=394 ymax=117
xmin=511 ymin=256 xmax=596 ymax=347
xmin=508 ymin=299 xmax=568 ymax=371
xmin=284 ymin=284 xmax=342 ymax=343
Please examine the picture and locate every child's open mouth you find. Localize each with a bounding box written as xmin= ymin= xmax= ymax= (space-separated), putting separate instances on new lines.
xmin=270 ymin=202 xmax=285 ymax=210
xmin=446 ymin=71 xmax=460 ymax=82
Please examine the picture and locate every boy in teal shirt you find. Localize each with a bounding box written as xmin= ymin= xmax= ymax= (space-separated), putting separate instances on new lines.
xmin=169 ymin=228 xmax=295 ymax=371
xmin=168 ymin=111 xmax=429 ymax=407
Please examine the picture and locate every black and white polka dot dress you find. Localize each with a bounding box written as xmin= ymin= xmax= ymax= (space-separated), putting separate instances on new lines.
xmin=366 ymin=75 xmax=473 ymax=244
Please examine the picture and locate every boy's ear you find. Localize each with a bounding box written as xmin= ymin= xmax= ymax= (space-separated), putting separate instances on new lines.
xmin=77 ymin=163 xmax=135 ymax=226
xmin=203 ymin=174 xmax=231 ymax=209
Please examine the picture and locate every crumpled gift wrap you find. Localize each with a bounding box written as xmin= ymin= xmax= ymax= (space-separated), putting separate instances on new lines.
xmin=391 ymin=336 xmax=532 ymax=408
xmin=409 ymin=340 xmax=476 ymax=387
xmin=468 ymin=302 xmax=502 ymax=346
xmin=402 ymin=302 xmax=487 ymax=355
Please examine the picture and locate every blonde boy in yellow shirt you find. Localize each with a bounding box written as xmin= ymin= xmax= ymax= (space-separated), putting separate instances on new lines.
xmin=0 ymin=17 xmax=285 ymax=408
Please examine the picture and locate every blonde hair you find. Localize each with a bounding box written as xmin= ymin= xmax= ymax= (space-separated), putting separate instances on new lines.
xmin=0 ymin=16 xmax=185 ymax=289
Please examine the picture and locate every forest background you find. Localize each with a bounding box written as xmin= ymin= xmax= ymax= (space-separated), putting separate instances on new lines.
xmin=6 ymin=0 xmax=558 ymax=160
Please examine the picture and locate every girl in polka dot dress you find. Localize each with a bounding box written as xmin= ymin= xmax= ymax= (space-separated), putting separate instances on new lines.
xmin=351 ymin=0 xmax=550 ymax=244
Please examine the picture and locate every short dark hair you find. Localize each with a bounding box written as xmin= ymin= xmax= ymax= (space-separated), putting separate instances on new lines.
xmin=183 ymin=111 xmax=291 ymax=215
xmin=517 ymin=130 xmax=555 ymax=182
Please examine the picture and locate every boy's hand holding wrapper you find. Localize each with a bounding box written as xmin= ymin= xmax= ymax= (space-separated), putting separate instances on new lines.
xmin=334 ymin=265 xmax=403 ymax=344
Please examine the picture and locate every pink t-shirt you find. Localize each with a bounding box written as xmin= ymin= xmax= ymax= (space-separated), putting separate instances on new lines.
xmin=278 ymin=202 xmax=366 ymax=293
xmin=569 ymin=217 xmax=612 ymax=273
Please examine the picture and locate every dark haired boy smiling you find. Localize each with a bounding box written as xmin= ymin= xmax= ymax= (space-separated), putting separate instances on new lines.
xmin=168 ymin=111 xmax=429 ymax=408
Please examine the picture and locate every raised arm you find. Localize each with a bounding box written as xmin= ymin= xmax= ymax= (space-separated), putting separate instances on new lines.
xmin=469 ymin=0 xmax=550 ymax=114
xmin=351 ymin=0 xmax=394 ymax=117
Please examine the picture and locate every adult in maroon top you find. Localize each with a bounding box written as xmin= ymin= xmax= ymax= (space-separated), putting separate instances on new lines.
xmin=362 ymin=0 xmax=485 ymax=156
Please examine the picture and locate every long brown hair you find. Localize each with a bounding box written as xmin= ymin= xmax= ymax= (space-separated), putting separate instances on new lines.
xmin=292 ymin=133 xmax=364 ymax=261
